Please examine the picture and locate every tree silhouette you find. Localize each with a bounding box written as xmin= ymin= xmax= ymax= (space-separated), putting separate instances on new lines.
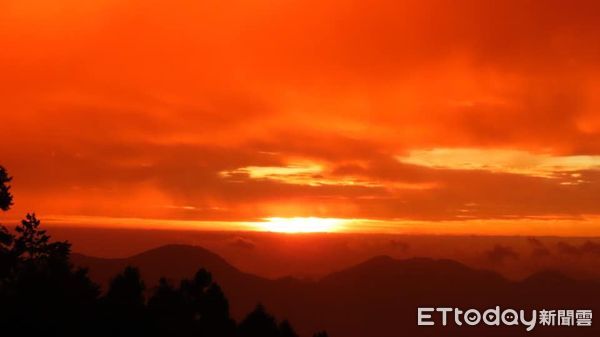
xmin=106 ymin=266 xmax=146 ymax=306
xmin=0 ymin=225 xmax=12 ymax=278
xmin=0 ymin=165 xmax=319 ymax=337
xmin=148 ymin=277 xmax=190 ymax=337
xmin=147 ymin=269 xmax=236 ymax=337
xmin=238 ymin=304 xmax=280 ymax=337
xmin=178 ymin=268 xmax=234 ymax=336
xmin=279 ymin=319 xmax=300 ymax=337
xmin=13 ymin=213 xmax=70 ymax=261
xmin=0 ymin=224 xmax=12 ymax=249
xmin=198 ymin=282 xmax=235 ymax=336
xmin=0 ymin=165 xmax=12 ymax=211
xmin=0 ymin=197 xmax=99 ymax=336
xmin=102 ymin=266 xmax=149 ymax=336
xmin=0 ymin=165 xmax=14 ymax=277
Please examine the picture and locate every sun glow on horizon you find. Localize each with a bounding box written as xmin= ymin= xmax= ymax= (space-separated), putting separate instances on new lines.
xmin=16 ymin=214 xmax=600 ymax=237
xmin=259 ymin=217 xmax=347 ymax=233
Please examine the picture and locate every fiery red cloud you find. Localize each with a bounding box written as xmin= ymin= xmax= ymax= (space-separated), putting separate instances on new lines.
xmin=1 ymin=0 xmax=600 ymax=235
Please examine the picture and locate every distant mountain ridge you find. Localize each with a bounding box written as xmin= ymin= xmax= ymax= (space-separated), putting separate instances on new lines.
xmin=72 ymin=244 xmax=600 ymax=337
xmin=73 ymin=244 xmax=262 ymax=286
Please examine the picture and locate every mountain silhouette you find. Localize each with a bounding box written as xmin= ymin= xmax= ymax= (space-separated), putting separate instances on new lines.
xmin=73 ymin=244 xmax=261 ymax=286
xmin=72 ymin=244 xmax=272 ymax=318
xmin=72 ymin=244 xmax=600 ymax=337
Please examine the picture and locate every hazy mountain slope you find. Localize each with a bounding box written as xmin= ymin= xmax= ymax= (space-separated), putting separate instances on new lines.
xmin=72 ymin=245 xmax=600 ymax=337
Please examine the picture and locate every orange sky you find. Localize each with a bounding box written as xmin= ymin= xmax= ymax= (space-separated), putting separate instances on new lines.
xmin=1 ymin=0 xmax=600 ymax=235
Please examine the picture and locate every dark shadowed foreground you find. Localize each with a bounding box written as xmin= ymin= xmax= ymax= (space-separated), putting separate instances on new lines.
xmin=74 ymin=244 xmax=600 ymax=337
xmin=0 ymin=222 xmax=310 ymax=337
xmin=2 ymin=163 xmax=599 ymax=337
xmin=0 ymin=166 xmax=318 ymax=337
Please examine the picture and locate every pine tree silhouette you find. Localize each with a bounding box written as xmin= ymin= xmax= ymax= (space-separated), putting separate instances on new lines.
xmin=179 ymin=268 xmax=236 ymax=337
xmin=279 ymin=319 xmax=300 ymax=337
xmin=0 ymin=166 xmax=12 ymax=211
xmin=148 ymin=277 xmax=190 ymax=337
xmin=102 ymin=266 xmax=149 ymax=336
xmin=0 ymin=194 xmax=99 ymax=337
xmin=0 ymin=166 xmax=14 ymax=278
xmin=13 ymin=213 xmax=70 ymax=260
xmin=238 ymin=304 xmax=280 ymax=337
xmin=0 ymin=165 xmax=319 ymax=337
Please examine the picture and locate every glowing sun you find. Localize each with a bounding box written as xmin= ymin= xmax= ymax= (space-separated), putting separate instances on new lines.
xmin=259 ymin=217 xmax=346 ymax=233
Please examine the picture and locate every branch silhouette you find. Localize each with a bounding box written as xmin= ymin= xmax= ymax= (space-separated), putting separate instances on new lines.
xmin=0 ymin=165 xmax=319 ymax=337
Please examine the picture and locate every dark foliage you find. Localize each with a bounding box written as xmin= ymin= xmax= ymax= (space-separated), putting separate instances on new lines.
xmin=14 ymin=213 xmax=71 ymax=261
xmin=279 ymin=320 xmax=300 ymax=337
xmin=238 ymin=304 xmax=280 ymax=337
xmin=0 ymin=214 xmax=99 ymax=337
xmin=0 ymin=165 xmax=14 ymax=277
xmin=147 ymin=269 xmax=236 ymax=337
xmin=0 ymin=165 xmax=12 ymax=211
xmin=100 ymin=266 xmax=149 ymax=336
xmin=0 ymin=166 xmax=317 ymax=337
